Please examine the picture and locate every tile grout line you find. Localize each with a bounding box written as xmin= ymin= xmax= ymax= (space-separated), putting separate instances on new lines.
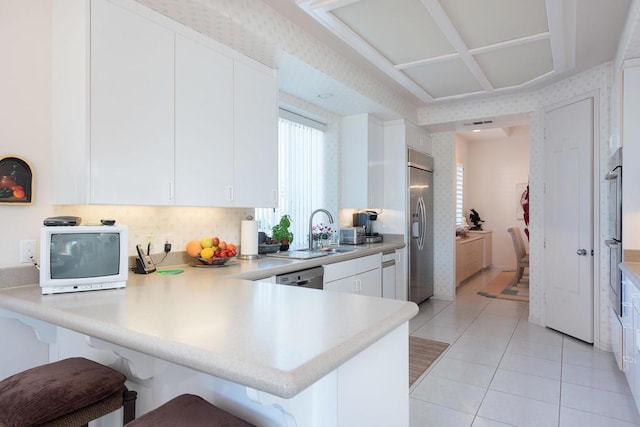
xmin=470 ymin=300 xmax=526 ymax=426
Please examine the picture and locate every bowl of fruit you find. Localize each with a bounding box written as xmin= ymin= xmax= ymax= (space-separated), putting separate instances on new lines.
xmin=186 ymin=236 xmax=237 ymax=267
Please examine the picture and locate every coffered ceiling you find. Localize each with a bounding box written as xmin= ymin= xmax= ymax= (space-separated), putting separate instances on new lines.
xmin=294 ymin=0 xmax=630 ymax=104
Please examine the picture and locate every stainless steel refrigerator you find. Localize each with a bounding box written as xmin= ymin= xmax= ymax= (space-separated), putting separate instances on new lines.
xmin=408 ymin=149 xmax=434 ymax=304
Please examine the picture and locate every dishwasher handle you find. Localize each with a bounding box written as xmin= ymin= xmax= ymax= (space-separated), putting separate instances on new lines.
xmin=291 ymin=279 xmax=312 ymax=287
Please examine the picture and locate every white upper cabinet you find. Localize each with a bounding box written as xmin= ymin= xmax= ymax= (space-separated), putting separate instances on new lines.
xmin=341 ymin=114 xmax=384 ymax=209
xmin=174 ymin=34 xmax=234 ymax=206
xmin=90 ymin=0 xmax=175 ymax=205
xmin=622 ymin=60 xmax=640 ymax=247
xmin=52 ymin=0 xmax=278 ymax=207
xmin=233 ymin=61 xmax=278 ymax=208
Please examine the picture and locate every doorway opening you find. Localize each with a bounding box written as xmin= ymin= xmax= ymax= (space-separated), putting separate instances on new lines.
xmin=454 ymin=122 xmax=531 ymax=294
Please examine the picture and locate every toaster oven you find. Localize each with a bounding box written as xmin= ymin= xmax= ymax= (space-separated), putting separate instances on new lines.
xmin=340 ymin=227 xmax=366 ymax=245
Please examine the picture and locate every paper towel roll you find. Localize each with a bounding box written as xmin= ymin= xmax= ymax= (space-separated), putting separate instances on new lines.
xmin=240 ymin=220 xmax=258 ymax=256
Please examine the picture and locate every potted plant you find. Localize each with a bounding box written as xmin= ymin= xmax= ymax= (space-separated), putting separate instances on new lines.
xmin=272 ymin=215 xmax=293 ymax=251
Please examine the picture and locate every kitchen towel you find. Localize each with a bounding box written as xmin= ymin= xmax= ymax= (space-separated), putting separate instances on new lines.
xmin=240 ymin=220 xmax=258 ymax=256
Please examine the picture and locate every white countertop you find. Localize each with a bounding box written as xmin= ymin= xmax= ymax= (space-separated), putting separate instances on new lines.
xmin=0 ymin=242 xmax=417 ymax=398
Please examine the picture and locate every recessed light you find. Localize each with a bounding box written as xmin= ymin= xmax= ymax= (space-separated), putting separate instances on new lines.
xmin=317 ymin=93 xmax=333 ymax=99
xmin=472 ymin=129 xmax=481 ymax=133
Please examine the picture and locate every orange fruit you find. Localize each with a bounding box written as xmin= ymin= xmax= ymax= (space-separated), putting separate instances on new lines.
xmin=13 ymin=189 xmax=25 ymax=199
xmin=227 ymin=243 xmax=236 ymax=251
xmin=186 ymin=240 xmax=202 ymax=257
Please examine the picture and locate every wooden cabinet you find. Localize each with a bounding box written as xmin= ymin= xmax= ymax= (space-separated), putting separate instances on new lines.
xmin=456 ymin=236 xmax=484 ymax=286
xmin=324 ymin=254 xmax=382 ymax=297
xmin=52 ymin=0 xmax=277 ymax=207
xmin=467 ymin=230 xmax=493 ymax=268
xmin=341 ymin=114 xmax=384 ymax=209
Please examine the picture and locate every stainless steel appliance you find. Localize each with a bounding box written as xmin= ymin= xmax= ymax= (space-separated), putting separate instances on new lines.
xmin=353 ymin=211 xmax=379 ymax=235
xmin=408 ymin=149 xmax=434 ymax=304
xmin=340 ymin=227 xmax=366 ymax=245
xmin=382 ymin=250 xmax=396 ymax=299
xmin=605 ymin=147 xmax=623 ymax=317
xmin=275 ymin=266 xmax=324 ymax=289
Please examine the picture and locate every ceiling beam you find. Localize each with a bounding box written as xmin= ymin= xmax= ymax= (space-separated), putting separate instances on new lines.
xmin=297 ymin=0 xmax=436 ymax=103
xmin=545 ymin=0 xmax=576 ymax=72
xmin=420 ymin=0 xmax=494 ymax=94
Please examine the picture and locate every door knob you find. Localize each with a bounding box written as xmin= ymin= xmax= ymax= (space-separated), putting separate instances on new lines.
xmin=576 ymin=249 xmax=587 ymax=256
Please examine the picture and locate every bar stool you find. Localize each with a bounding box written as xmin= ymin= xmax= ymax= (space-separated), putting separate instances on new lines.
xmin=125 ymin=394 xmax=253 ymax=427
xmin=0 ymin=357 xmax=137 ymax=427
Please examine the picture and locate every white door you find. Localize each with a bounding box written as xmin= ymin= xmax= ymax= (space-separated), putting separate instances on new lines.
xmin=544 ymin=97 xmax=594 ymax=343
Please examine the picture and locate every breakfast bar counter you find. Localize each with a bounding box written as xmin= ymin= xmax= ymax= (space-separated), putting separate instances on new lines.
xmin=0 ymin=262 xmax=417 ymax=426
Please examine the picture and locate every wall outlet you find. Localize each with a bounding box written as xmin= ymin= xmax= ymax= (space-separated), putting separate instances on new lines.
xmin=20 ymin=240 xmax=36 ymax=263
xmin=155 ymin=234 xmax=171 ymax=254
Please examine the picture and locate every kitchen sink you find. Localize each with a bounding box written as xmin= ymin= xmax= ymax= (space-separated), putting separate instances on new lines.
xmin=265 ymin=250 xmax=329 ymax=260
xmin=316 ymin=246 xmax=358 ymax=254
xmin=265 ymin=246 xmax=358 ymax=260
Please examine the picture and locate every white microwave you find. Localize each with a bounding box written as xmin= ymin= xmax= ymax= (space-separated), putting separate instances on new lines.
xmin=39 ymin=225 xmax=129 ymax=294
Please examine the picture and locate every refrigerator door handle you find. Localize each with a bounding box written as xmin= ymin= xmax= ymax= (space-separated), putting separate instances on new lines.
xmin=417 ymin=196 xmax=426 ymax=250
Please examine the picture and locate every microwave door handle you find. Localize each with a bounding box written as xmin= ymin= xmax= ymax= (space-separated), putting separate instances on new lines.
xmin=605 ymin=171 xmax=619 ymax=180
xmin=605 ymin=239 xmax=620 ymax=248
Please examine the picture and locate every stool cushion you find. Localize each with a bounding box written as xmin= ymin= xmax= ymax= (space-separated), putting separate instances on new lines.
xmin=0 ymin=357 xmax=126 ymax=427
xmin=126 ymin=394 xmax=253 ymax=427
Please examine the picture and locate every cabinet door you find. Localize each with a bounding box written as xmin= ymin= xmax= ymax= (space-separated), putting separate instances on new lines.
xmin=324 ymin=277 xmax=357 ymax=294
xmin=359 ymin=268 xmax=382 ymax=298
xmin=90 ymin=0 xmax=175 ymax=205
xmin=233 ymin=61 xmax=278 ymax=208
xmin=341 ymin=114 xmax=383 ymax=208
xmin=174 ymin=35 xmax=234 ymax=206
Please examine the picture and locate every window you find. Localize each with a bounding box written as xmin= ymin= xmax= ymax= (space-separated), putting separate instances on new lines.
xmin=255 ymin=113 xmax=329 ymax=247
xmin=456 ymin=163 xmax=464 ymax=226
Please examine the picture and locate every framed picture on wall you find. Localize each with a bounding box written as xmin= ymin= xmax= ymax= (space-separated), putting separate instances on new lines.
xmin=515 ymin=182 xmax=527 ymax=220
xmin=0 ymin=155 xmax=33 ymax=205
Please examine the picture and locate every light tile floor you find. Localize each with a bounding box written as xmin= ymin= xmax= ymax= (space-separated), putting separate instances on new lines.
xmin=409 ymin=268 xmax=640 ymax=427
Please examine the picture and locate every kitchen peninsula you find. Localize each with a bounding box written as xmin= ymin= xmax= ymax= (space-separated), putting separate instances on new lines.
xmin=0 ymin=243 xmax=416 ymax=426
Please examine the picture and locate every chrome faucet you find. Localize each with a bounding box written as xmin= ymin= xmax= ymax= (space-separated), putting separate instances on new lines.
xmin=309 ymin=209 xmax=334 ymax=251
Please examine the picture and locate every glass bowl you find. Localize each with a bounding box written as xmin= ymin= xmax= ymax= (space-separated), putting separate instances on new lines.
xmin=197 ymin=256 xmax=233 ymax=265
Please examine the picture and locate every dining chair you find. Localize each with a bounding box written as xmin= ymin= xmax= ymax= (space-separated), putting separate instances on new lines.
xmin=507 ymin=226 xmax=529 ymax=287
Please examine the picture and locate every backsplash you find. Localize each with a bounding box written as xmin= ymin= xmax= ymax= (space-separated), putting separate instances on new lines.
xmin=53 ymin=205 xmax=254 ymax=255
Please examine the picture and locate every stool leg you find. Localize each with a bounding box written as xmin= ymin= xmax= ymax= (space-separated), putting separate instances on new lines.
xmin=123 ymin=389 xmax=138 ymax=424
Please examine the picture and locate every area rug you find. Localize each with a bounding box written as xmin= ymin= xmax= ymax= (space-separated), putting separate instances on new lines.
xmin=477 ymin=271 xmax=529 ymax=302
xmin=409 ymin=336 xmax=449 ymax=386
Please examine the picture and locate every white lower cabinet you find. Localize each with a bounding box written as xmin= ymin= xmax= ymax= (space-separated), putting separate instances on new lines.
xmin=324 ymin=254 xmax=382 ymax=297
xmin=622 ymin=274 xmax=640 ymax=411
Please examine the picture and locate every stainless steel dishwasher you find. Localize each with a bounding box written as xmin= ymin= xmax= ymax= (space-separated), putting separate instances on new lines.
xmin=275 ymin=266 xmax=324 ymax=289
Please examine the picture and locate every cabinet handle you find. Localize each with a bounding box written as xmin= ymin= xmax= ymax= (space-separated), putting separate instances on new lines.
xmin=226 ymin=186 xmax=233 ymax=202
xmin=168 ymin=180 xmax=174 ymax=199
xmin=272 ymin=189 xmax=277 ymax=204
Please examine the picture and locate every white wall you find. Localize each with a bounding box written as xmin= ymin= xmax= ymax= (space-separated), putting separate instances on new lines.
xmin=0 ymin=0 xmax=55 ymax=267
xmin=460 ymin=126 xmax=530 ymax=269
